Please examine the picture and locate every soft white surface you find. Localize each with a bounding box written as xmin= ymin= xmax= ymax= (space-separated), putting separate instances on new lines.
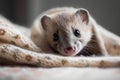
xmin=0 ymin=67 xmax=120 ymax=80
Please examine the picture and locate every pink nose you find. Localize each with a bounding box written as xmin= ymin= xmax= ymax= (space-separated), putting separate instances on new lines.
xmin=64 ymin=47 xmax=75 ymax=54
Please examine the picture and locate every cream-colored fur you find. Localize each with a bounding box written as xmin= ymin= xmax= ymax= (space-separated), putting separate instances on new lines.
xmin=31 ymin=7 xmax=120 ymax=56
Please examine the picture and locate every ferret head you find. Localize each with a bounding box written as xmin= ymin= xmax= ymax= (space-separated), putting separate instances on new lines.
xmin=41 ymin=8 xmax=92 ymax=56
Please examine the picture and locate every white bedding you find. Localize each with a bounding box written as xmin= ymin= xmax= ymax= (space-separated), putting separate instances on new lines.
xmin=0 ymin=67 xmax=120 ymax=80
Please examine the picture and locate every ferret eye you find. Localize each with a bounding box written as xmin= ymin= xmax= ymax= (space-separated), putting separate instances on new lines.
xmin=53 ymin=33 xmax=59 ymax=41
xmin=74 ymin=29 xmax=80 ymax=37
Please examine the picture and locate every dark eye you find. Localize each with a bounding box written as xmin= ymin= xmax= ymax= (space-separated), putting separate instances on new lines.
xmin=74 ymin=29 xmax=80 ymax=37
xmin=53 ymin=33 xmax=59 ymax=41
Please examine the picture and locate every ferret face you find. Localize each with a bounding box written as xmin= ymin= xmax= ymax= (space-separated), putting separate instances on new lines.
xmin=41 ymin=8 xmax=92 ymax=56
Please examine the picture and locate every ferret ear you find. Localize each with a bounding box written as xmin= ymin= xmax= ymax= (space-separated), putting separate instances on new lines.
xmin=41 ymin=15 xmax=52 ymax=30
xmin=75 ymin=8 xmax=89 ymax=24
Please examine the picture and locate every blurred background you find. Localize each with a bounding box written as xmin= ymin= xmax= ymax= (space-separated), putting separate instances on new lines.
xmin=0 ymin=0 xmax=120 ymax=35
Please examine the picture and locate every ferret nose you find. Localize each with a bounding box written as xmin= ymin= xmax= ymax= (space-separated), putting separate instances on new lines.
xmin=64 ymin=47 xmax=75 ymax=54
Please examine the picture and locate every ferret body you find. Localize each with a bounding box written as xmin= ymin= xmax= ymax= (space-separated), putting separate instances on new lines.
xmin=31 ymin=7 xmax=120 ymax=56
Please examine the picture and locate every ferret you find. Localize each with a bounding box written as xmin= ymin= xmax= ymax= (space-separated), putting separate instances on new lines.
xmin=31 ymin=7 xmax=120 ymax=56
